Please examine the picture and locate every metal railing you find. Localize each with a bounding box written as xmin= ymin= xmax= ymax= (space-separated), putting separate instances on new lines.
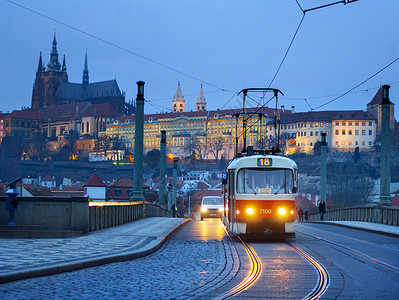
xmin=89 ymin=201 xmax=172 ymax=232
xmin=309 ymin=206 xmax=399 ymax=226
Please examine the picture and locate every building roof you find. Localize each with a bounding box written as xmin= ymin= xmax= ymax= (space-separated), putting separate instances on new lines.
xmin=277 ymin=110 xmax=375 ymax=125
xmin=82 ymin=102 xmax=117 ymax=117
xmin=56 ymin=80 xmax=122 ymax=100
xmin=108 ymin=178 xmax=133 ymax=188
xmin=84 ymin=174 xmax=107 ymax=187
xmin=51 ymin=186 xmax=85 ymax=197
xmin=8 ymin=109 xmax=42 ymax=120
xmin=367 ymin=87 xmax=394 ymax=106
xmin=41 ymin=102 xmax=91 ymax=121
xmin=114 ymin=106 xmax=276 ymax=125
xmin=42 ymin=174 xmax=55 ymax=181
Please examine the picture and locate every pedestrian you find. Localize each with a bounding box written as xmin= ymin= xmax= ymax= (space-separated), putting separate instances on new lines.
xmin=171 ymin=203 xmax=177 ymax=217
xmin=318 ymin=200 xmax=326 ymax=221
xmin=298 ymin=207 xmax=303 ymax=221
xmin=304 ymin=209 xmax=308 ymax=221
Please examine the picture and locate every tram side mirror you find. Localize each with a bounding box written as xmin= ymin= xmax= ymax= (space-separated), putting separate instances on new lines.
xmin=222 ymin=172 xmax=227 ymax=185
xmin=292 ymin=187 xmax=297 ymax=193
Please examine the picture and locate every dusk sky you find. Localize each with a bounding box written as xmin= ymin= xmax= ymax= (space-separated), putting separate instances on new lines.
xmin=1 ymin=0 xmax=398 ymax=119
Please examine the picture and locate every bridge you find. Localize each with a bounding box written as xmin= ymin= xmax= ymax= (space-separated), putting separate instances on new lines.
xmin=0 ymin=201 xmax=398 ymax=299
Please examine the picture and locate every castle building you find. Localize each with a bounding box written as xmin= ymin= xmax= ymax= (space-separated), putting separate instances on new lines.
xmin=31 ymin=34 xmax=126 ymax=115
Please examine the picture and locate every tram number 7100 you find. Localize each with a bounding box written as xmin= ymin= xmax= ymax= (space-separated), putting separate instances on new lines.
xmin=259 ymin=208 xmax=272 ymax=214
xmin=257 ymin=158 xmax=272 ymax=166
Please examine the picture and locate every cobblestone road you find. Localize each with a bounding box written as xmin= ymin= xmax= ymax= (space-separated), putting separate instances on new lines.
xmin=0 ymin=223 xmax=239 ymax=299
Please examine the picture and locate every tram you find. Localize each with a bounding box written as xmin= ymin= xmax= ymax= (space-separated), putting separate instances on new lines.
xmin=222 ymin=88 xmax=298 ymax=237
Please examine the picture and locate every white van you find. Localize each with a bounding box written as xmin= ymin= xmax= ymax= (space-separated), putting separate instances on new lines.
xmin=200 ymin=196 xmax=223 ymax=220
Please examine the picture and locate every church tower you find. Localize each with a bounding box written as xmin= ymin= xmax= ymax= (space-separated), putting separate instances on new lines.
xmin=196 ymin=84 xmax=207 ymax=111
xmin=31 ymin=33 xmax=68 ymax=111
xmin=172 ymin=81 xmax=185 ymax=112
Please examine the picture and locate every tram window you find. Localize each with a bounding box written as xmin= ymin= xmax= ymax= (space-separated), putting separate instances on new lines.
xmin=237 ymin=168 xmax=293 ymax=194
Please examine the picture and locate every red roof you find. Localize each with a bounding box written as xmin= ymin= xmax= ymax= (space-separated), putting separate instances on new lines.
xmin=9 ymin=109 xmax=42 ymax=120
xmin=84 ymin=174 xmax=106 ymax=187
xmin=115 ymin=106 xmax=276 ymax=124
xmin=82 ymin=103 xmax=117 ymax=117
xmin=42 ymin=174 xmax=55 ymax=181
xmin=108 ymin=178 xmax=133 ymax=188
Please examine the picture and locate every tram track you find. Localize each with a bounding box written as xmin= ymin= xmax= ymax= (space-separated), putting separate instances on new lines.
xmin=288 ymin=243 xmax=330 ymax=300
xmin=297 ymin=230 xmax=399 ymax=273
xmin=214 ymin=236 xmax=262 ymax=300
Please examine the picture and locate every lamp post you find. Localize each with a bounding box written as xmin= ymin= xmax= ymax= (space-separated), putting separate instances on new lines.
xmin=379 ymin=85 xmax=392 ymax=206
xmin=159 ymin=130 xmax=167 ymax=208
xmin=131 ymin=81 xmax=145 ymax=204
xmin=172 ymin=157 xmax=178 ymax=211
xmin=320 ymin=132 xmax=327 ymax=207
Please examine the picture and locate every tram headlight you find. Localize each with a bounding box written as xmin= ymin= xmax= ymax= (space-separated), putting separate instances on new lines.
xmin=201 ymin=207 xmax=207 ymax=212
xmin=218 ymin=207 xmax=224 ymax=212
xmin=236 ymin=209 xmax=240 ymax=215
xmin=278 ymin=208 xmax=287 ymax=216
xmin=290 ymin=209 xmax=294 ymax=215
xmin=246 ymin=208 xmax=254 ymax=215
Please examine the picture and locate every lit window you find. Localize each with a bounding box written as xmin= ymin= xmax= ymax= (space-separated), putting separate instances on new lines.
xmin=349 ymin=122 xmax=352 ymax=126
xmin=315 ymin=123 xmax=319 ymax=127
xmin=335 ymin=130 xmax=339 ymax=135
xmin=336 ymin=121 xmax=339 ymax=126
xmin=362 ymin=122 xmax=365 ymax=126
xmin=362 ymin=141 xmax=365 ymax=145
xmin=348 ymin=141 xmax=352 ymax=146
xmin=342 ymin=121 xmax=346 ymax=126
xmin=321 ymin=123 xmax=324 ymax=127
xmin=355 ymin=122 xmax=359 ymax=126
xmin=342 ymin=141 xmax=345 ymax=145
xmin=335 ymin=141 xmax=339 ymax=145
xmin=349 ymin=130 xmax=352 ymax=135
xmin=342 ymin=130 xmax=346 ymax=135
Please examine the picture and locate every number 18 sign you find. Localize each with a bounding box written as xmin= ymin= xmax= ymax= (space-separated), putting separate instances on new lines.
xmin=257 ymin=157 xmax=272 ymax=166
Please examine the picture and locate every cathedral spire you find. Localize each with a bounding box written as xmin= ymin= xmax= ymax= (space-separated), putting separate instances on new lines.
xmin=82 ymin=51 xmax=89 ymax=85
xmin=47 ymin=32 xmax=61 ymax=71
xmin=37 ymin=52 xmax=43 ymax=74
xmin=62 ymin=55 xmax=67 ymax=73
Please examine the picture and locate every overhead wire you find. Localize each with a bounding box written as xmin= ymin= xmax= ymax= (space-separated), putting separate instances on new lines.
xmin=5 ymin=0 xmax=230 ymax=93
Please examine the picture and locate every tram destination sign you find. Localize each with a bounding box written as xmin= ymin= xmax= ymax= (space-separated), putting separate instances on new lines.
xmin=257 ymin=157 xmax=272 ymax=167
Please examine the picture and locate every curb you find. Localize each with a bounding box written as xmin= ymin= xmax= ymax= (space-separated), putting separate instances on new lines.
xmin=0 ymin=218 xmax=189 ymax=284
xmin=305 ymin=221 xmax=399 ymax=238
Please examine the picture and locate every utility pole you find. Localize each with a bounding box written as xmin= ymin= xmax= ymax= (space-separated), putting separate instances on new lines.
xmin=159 ymin=130 xmax=167 ymax=208
xmin=379 ymin=84 xmax=392 ymax=206
xmin=320 ymin=132 xmax=327 ymax=206
xmin=131 ymin=81 xmax=145 ymax=204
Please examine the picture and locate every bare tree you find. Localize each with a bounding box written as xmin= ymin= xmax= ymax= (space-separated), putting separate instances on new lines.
xmin=94 ymin=135 xmax=113 ymax=160
xmin=327 ymin=175 xmax=375 ymax=207
xmin=191 ymin=136 xmax=207 ymax=162
xmin=208 ymin=136 xmax=224 ymax=162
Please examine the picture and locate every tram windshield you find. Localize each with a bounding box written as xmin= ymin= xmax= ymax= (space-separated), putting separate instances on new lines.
xmin=237 ymin=168 xmax=293 ymax=194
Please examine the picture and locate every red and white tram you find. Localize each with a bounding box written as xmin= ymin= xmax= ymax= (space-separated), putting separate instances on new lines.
xmin=222 ymin=153 xmax=298 ymax=237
